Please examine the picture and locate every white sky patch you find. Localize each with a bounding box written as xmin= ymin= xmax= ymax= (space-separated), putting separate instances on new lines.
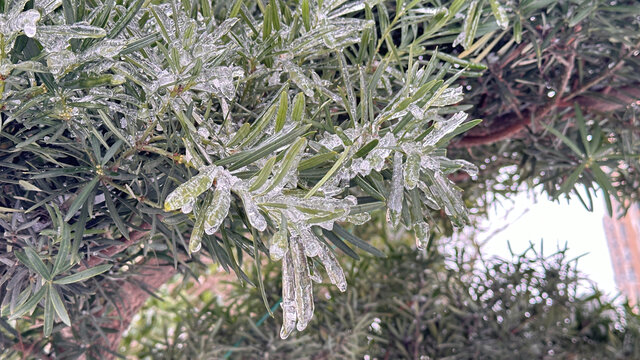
xmin=479 ymin=190 xmax=617 ymax=297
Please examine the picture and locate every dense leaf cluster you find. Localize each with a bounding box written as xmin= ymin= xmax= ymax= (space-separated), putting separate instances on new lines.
xmin=0 ymin=0 xmax=639 ymax=357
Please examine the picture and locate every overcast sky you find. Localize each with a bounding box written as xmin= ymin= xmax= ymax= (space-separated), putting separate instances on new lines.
xmin=479 ymin=190 xmax=618 ymax=297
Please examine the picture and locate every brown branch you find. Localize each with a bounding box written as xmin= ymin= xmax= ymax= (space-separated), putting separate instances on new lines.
xmin=452 ymin=84 xmax=640 ymax=148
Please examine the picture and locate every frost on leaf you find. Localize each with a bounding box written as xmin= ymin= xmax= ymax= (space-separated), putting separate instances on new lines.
xmin=204 ymin=176 xmax=232 ymax=235
xmin=290 ymin=236 xmax=314 ymax=331
xmin=164 ymin=166 xmax=217 ymax=212
xmin=414 ymin=221 xmax=430 ymax=250
xmin=387 ymin=151 xmax=404 ymax=228
xmin=280 ymin=251 xmax=297 ymax=339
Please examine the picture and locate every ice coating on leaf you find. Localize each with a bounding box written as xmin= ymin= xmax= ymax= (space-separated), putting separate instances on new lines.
xmin=416 ymin=181 xmax=442 ymax=210
xmin=46 ymin=50 xmax=77 ymax=76
xmin=490 ymin=0 xmax=509 ymax=30
xmin=210 ymin=66 xmax=237 ymax=101
xmin=452 ymin=159 xmax=479 ymax=177
xmin=317 ymin=243 xmax=347 ymax=292
xmin=318 ymin=133 xmax=344 ymax=149
xmin=414 ymin=221 xmax=430 ymax=250
xmin=270 ymin=220 xmax=289 ymax=261
xmin=85 ymin=39 xmax=126 ymax=59
xmin=347 ymin=212 xmax=371 ymax=225
xmin=204 ymin=176 xmax=232 ymax=235
xmin=288 ymin=63 xmax=315 ymax=97
xmin=429 ymin=170 xmax=468 ymax=228
xmin=181 ymin=200 xmax=195 ymax=214
xmin=38 ymin=23 xmax=107 ymax=38
xmin=280 ymin=251 xmax=297 ymax=339
xmin=403 ymin=152 xmax=421 ymax=190
xmin=431 ymin=86 xmax=464 ymax=107
xmin=309 ymin=262 xmax=323 ymax=283
xmin=422 ymin=111 xmax=468 ymax=147
xmin=408 ymin=104 xmax=425 ymax=120
xmin=18 ymin=10 xmax=40 ymax=37
xmin=260 ymin=138 xmax=307 ymax=196
xmin=238 ymin=189 xmax=267 ymax=231
xmin=290 ymin=236 xmax=314 ymax=331
xmin=297 ymin=225 xmax=323 ymax=257
xmin=164 ymin=166 xmax=217 ymax=211
xmin=387 ymin=151 xmax=404 ymax=228
xmin=366 ymin=132 xmax=396 ymax=171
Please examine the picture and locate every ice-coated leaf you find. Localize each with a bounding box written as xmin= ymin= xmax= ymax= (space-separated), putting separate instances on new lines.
xmin=210 ymin=66 xmax=237 ymax=101
xmin=13 ymin=10 xmax=40 ymax=38
xmin=423 ymin=111 xmax=468 ymax=147
xmin=428 ymin=170 xmax=469 ymax=228
xmin=290 ymin=236 xmax=314 ymax=331
xmin=280 ymin=250 xmax=297 ymax=339
xmin=164 ymin=166 xmax=216 ymax=212
xmin=452 ymin=159 xmax=479 ymax=177
xmin=453 ymin=0 xmax=482 ymax=50
xmin=38 ymin=23 xmax=107 ymax=38
xmin=387 ymin=151 xmax=404 ymax=228
xmin=261 ymin=137 xmax=307 ymax=195
xmin=403 ymin=152 xmax=421 ymax=190
xmin=366 ymin=132 xmax=396 ymax=171
xmin=489 ymin=0 xmax=509 ymax=30
xmin=238 ymin=189 xmax=267 ymax=231
xmin=317 ymin=243 xmax=347 ymax=292
xmin=431 ymin=86 xmax=464 ymax=107
xmin=189 ymin=199 xmax=209 ymax=254
xmin=309 ymin=260 xmax=323 ymax=283
xmin=270 ymin=214 xmax=289 ymax=261
xmin=414 ymin=221 xmax=430 ymax=250
xmin=297 ymin=225 xmax=323 ymax=257
xmin=204 ymin=177 xmax=232 ymax=235
xmin=288 ymin=63 xmax=315 ymax=97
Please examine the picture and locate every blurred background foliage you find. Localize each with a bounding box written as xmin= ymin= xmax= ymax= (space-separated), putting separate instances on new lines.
xmin=120 ymin=243 xmax=640 ymax=359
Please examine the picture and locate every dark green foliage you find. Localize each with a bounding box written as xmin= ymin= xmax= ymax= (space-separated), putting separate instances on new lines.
xmin=121 ymin=245 xmax=640 ymax=359
xmin=0 ymin=0 xmax=639 ymax=357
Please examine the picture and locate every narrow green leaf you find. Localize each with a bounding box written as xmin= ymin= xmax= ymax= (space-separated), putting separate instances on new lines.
xmin=301 ymin=0 xmax=311 ymax=31
xmin=559 ymin=162 xmax=586 ymax=196
xmin=219 ymin=124 xmax=312 ymax=170
xmin=24 ymin=248 xmax=51 ymax=280
xmin=44 ymin=287 xmax=54 ymax=336
xmin=49 ymin=284 xmax=71 ymax=326
xmin=240 ymin=103 xmax=278 ymax=147
xmin=275 ymin=91 xmax=288 ymax=133
xmin=298 ymin=152 xmax=338 ymax=171
xmin=101 ymin=140 xmax=124 ymax=165
xmin=333 ymin=224 xmax=386 ymax=258
xmin=354 ymin=139 xmax=379 ymax=159
xmin=228 ymin=123 xmax=252 ymax=148
xmin=322 ymin=229 xmax=360 ymax=260
xmin=103 ymin=187 xmax=130 ymax=240
xmin=543 ymin=123 xmax=583 ymax=157
xmin=64 ymin=177 xmax=99 ymax=222
xmin=54 ymin=264 xmax=112 ymax=284
xmin=304 ymin=146 xmax=351 ymax=198
xmin=52 ymin=229 xmax=71 ymax=276
xmin=262 ymin=137 xmax=307 ymax=194
xmin=9 ymin=285 xmax=46 ymax=320
xmin=108 ymin=0 xmax=145 ymax=38
xmin=291 ymin=92 xmax=305 ymax=123
xmin=249 ymin=156 xmax=277 ymax=192
xmin=252 ymin=228 xmax=273 ymax=316
xmin=513 ymin=16 xmax=522 ymax=43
